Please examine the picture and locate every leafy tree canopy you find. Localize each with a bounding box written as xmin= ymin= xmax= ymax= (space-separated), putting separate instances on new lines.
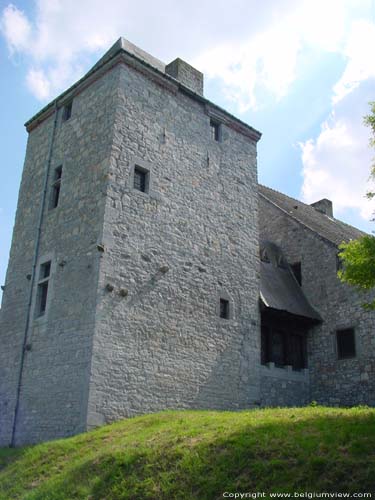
xmin=338 ymin=101 xmax=375 ymax=309
xmin=338 ymin=236 xmax=375 ymax=309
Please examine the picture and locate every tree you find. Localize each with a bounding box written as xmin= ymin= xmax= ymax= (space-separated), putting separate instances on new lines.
xmin=363 ymin=101 xmax=375 ymax=202
xmin=338 ymin=102 xmax=375 ymax=309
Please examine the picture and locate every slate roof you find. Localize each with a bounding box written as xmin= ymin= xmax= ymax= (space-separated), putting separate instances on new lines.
xmin=260 ymin=241 xmax=322 ymax=322
xmin=259 ymin=185 xmax=365 ymax=247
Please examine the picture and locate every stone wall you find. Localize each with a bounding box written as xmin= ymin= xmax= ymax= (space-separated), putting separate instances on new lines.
xmin=0 ymin=66 xmax=120 ymax=446
xmin=259 ymin=194 xmax=375 ymax=407
xmin=86 ymin=61 xmax=261 ymax=427
xmin=260 ymin=365 xmax=310 ymax=407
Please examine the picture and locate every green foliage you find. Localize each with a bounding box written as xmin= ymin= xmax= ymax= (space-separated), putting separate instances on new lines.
xmin=1 ymin=407 xmax=375 ymax=499
xmin=364 ymin=100 xmax=375 ymax=200
xmin=338 ymin=235 xmax=375 ymax=309
xmin=338 ymin=103 xmax=375 ymax=303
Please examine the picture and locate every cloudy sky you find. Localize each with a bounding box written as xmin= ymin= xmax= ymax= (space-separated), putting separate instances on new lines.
xmin=0 ymin=0 xmax=375 ymax=296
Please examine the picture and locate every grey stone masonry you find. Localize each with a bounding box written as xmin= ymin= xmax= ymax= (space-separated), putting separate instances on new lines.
xmin=86 ymin=58 xmax=261 ymax=428
xmin=311 ymin=199 xmax=333 ymax=217
xmin=0 ymin=63 xmax=121 ymax=446
xmin=165 ymin=58 xmax=204 ymax=96
xmin=5 ymin=36 xmax=372 ymax=446
xmin=259 ymin=189 xmax=375 ymax=407
xmin=0 ymin=38 xmax=261 ymax=446
xmin=260 ymin=364 xmax=310 ymax=407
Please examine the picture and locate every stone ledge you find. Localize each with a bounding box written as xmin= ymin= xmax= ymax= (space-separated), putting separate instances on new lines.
xmin=261 ymin=362 xmax=309 ymax=381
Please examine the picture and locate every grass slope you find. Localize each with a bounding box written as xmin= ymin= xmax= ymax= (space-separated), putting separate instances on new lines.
xmin=1 ymin=407 xmax=375 ymax=499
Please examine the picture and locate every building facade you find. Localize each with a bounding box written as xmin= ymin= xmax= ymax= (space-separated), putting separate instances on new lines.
xmin=259 ymin=186 xmax=375 ymax=408
xmin=0 ymin=39 xmax=261 ymax=446
xmin=0 ymin=39 xmax=374 ymax=446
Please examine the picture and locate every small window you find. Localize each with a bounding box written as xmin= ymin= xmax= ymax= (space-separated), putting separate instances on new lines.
xmin=36 ymin=261 xmax=51 ymax=317
xmin=62 ymin=102 xmax=72 ymax=121
xmin=133 ymin=166 xmax=149 ymax=193
xmin=210 ymin=119 xmax=221 ymax=142
xmin=336 ymin=328 xmax=356 ymax=359
xmin=40 ymin=261 xmax=51 ymax=279
xmin=219 ymin=298 xmax=230 ymax=319
xmin=50 ymin=166 xmax=62 ymax=209
xmin=291 ymin=262 xmax=302 ymax=285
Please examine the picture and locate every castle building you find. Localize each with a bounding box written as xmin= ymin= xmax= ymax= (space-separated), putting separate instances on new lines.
xmin=0 ymin=39 xmax=374 ymax=446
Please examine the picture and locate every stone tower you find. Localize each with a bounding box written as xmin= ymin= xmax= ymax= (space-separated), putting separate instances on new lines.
xmin=0 ymin=38 xmax=262 ymax=446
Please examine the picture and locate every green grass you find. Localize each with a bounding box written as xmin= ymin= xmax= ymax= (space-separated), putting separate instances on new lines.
xmin=1 ymin=407 xmax=375 ymax=499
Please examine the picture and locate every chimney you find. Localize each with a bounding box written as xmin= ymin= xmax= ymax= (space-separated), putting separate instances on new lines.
xmin=165 ymin=58 xmax=204 ymax=96
xmin=310 ymin=199 xmax=333 ymax=217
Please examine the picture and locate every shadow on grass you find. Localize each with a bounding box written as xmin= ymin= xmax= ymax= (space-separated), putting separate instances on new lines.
xmin=2 ymin=410 xmax=374 ymax=500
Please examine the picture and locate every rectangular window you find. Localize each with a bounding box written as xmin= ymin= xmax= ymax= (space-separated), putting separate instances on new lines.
xmin=37 ymin=282 xmax=49 ymax=316
xmin=36 ymin=261 xmax=51 ymax=317
xmin=219 ymin=298 xmax=229 ymax=319
xmin=337 ymin=328 xmax=356 ymax=359
xmin=62 ymin=101 xmax=72 ymax=121
xmin=40 ymin=260 xmax=51 ymax=279
xmin=133 ymin=166 xmax=149 ymax=193
xmin=210 ymin=119 xmax=221 ymax=142
xmin=50 ymin=165 xmax=62 ymax=209
xmin=291 ymin=262 xmax=302 ymax=285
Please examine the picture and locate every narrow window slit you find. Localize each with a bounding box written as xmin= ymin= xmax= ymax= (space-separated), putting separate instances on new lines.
xmin=50 ymin=165 xmax=63 ymax=209
xmin=219 ymin=298 xmax=230 ymax=319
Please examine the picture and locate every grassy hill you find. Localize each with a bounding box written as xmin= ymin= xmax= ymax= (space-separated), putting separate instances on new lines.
xmin=1 ymin=407 xmax=375 ymax=499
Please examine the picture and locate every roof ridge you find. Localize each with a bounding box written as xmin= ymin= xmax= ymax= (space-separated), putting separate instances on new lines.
xmin=259 ymin=189 xmax=338 ymax=247
xmin=259 ymin=184 xmax=367 ymax=238
xmin=259 ymin=184 xmax=321 ymax=213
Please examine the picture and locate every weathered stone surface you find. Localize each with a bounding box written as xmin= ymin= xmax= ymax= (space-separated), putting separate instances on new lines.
xmin=0 ymin=65 xmax=120 ymax=446
xmin=86 ymin=61 xmax=260 ymax=428
xmin=0 ymin=42 xmax=260 ymax=446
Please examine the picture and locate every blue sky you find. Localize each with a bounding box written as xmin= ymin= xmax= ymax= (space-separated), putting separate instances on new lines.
xmin=1 ymin=0 xmax=375 ymax=300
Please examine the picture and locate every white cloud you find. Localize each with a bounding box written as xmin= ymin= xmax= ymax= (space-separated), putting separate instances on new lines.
xmin=193 ymin=27 xmax=301 ymax=112
xmin=193 ymin=0 xmax=374 ymax=112
xmin=1 ymin=0 xmax=375 ymax=227
xmin=26 ymin=68 xmax=50 ymax=100
xmin=333 ymin=20 xmax=375 ymax=104
xmin=1 ymin=4 xmax=31 ymax=53
xmin=1 ymin=0 xmax=373 ymax=106
xmin=300 ymin=83 xmax=375 ymax=221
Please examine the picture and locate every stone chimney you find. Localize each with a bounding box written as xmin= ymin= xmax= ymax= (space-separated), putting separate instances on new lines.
xmin=165 ymin=58 xmax=204 ymax=96
xmin=310 ymin=199 xmax=333 ymax=217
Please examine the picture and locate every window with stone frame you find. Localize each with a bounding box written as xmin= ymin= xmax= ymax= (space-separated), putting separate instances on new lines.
xmin=336 ymin=327 xmax=356 ymax=359
xmin=219 ymin=298 xmax=230 ymax=319
xmin=50 ymin=165 xmax=62 ymax=209
xmin=133 ymin=165 xmax=149 ymax=193
xmin=36 ymin=261 xmax=51 ymax=317
xmin=210 ymin=119 xmax=221 ymax=142
xmin=62 ymin=101 xmax=72 ymax=121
